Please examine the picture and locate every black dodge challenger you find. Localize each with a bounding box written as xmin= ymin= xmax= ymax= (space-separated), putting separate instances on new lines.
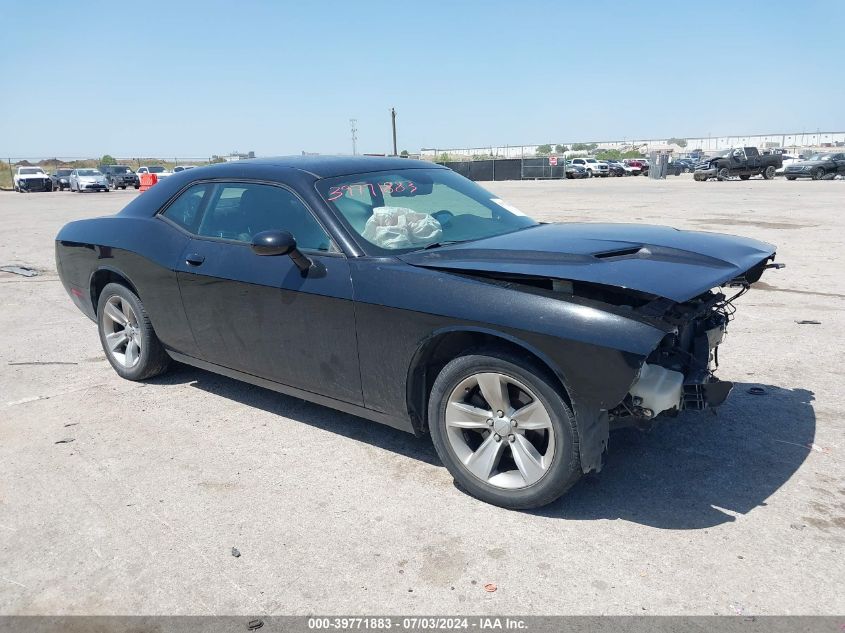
xmin=55 ymin=157 xmax=780 ymax=508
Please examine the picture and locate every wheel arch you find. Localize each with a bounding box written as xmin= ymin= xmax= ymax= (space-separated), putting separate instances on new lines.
xmin=89 ymin=266 xmax=140 ymax=317
xmin=406 ymin=326 xmax=573 ymax=436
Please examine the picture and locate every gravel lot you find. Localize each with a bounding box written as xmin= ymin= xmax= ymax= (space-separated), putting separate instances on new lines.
xmin=0 ymin=176 xmax=843 ymax=615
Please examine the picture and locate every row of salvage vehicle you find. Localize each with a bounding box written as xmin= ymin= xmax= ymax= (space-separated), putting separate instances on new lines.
xmin=12 ymin=164 xmax=197 ymax=192
xmin=693 ymin=147 xmax=845 ymax=181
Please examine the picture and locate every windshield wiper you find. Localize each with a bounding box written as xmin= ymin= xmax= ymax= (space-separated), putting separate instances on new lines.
xmin=420 ymin=239 xmax=470 ymax=251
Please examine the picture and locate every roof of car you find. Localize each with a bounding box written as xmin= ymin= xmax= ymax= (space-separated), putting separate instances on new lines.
xmin=214 ymin=155 xmax=444 ymax=178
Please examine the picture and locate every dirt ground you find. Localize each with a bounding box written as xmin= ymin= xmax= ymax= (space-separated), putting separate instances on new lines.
xmin=0 ymin=175 xmax=843 ymax=615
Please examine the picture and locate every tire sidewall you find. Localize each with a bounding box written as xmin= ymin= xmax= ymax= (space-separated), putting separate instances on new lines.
xmin=428 ymin=353 xmax=580 ymax=509
xmin=97 ymin=283 xmax=158 ymax=381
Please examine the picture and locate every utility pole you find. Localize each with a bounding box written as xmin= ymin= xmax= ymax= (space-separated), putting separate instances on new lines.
xmin=390 ymin=108 xmax=398 ymax=156
xmin=350 ymin=118 xmax=358 ymax=156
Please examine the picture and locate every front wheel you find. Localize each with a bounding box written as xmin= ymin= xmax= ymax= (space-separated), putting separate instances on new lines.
xmin=717 ymin=167 xmax=730 ymax=181
xmin=97 ymin=282 xmax=171 ymax=381
xmin=428 ymin=352 xmax=581 ymax=509
xmin=812 ymin=167 xmax=825 ymax=180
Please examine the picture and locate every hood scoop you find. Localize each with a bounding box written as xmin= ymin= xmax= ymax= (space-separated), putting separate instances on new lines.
xmin=593 ymin=246 xmax=644 ymax=260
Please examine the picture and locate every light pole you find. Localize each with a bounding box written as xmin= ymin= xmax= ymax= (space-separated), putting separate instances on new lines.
xmin=390 ymin=108 xmax=398 ymax=156
xmin=350 ymin=119 xmax=358 ymax=156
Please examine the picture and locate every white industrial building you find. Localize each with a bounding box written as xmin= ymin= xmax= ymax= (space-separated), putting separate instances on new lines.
xmin=420 ymin=131 xmax=845 ymax=159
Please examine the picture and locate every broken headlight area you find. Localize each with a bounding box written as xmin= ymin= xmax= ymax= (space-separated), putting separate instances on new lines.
xmin=611 ymin=289 xmax=744 ymax=428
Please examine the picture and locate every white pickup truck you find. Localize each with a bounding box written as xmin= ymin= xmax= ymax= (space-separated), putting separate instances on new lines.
xmin=13 ymin=166 xmax=53 ymax=192
xmin=569 ymin=157 xmax=610 ymax=177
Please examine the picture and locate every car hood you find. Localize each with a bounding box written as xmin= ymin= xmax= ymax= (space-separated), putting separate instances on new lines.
xmin=398 ymin=223 xmax=776 ymax=303
xmin=17 ymin=173 xmax=48 ymax=179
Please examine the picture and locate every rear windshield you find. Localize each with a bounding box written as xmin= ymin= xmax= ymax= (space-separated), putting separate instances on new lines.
xmin=19 ymin=168 xmax=43 ymax=174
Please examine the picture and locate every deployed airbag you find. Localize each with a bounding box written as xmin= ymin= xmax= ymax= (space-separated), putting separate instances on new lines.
xmin=363 ymin=206 xmax=443 ymax=249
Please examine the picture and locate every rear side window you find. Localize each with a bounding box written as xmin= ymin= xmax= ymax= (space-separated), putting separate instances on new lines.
xmin=162 ymin=183 xmax=211 ymax=233
xmin=163 ymin=182 xmax=335 ymax=252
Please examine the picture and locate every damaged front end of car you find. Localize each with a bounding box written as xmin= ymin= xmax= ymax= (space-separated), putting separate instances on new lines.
xmin=609 ymin=258 xmax=784 ymax=431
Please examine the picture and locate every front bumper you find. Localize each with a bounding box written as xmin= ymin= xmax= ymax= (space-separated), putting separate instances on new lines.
xmin=79 ymin=181 xmax=108 ymax=190
xmin=18 ymin=178 xmax=53 ymax=192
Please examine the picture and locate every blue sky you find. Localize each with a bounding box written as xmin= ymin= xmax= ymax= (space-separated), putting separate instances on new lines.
xmin=1 ymin=0 xmax=843 ymax=158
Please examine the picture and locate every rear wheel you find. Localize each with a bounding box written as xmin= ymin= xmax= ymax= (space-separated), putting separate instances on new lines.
xmin=428 ymin=352 xmax=581 ymax=509
xmin=97 ymin=283 xmax=170 ymax=381
xmin=762 ymin=166 xmax=776 ymax=180
xmin=717 ymin=167 xmax=730 ymax=181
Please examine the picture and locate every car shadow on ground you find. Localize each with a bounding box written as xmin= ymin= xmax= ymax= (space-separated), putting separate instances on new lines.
xmin=153 ymin=367 xmax=814 ymax=529
xmin=148 ymin=363 xmax=441 ymax=466
xmin=533 ymin=383 xmax=816 ymax=529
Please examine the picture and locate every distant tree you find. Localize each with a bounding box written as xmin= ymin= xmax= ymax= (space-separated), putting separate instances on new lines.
xmin=570 ymin=143 xmax=598 ymax=152
xmin=535 ymin=144 xmax=552 ymax=155
xmin=554 ymin=144 xmax=568 ymax=154
xmin=621 ymin=150 xmax=643 ymax=158
xmin=438 ymin=153 xmax=451 ymax=162
xmin=400 ymin=149 xmax=409 ymax=157
xmin=596 ymin=149 xmax=622 ymax=160
xmin=667 ymin=137 xmax=688 ymax=148
xmin=100 ymin=154 xmax=117 ymax=165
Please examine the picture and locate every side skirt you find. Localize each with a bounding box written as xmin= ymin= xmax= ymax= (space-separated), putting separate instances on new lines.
xmin=167 ymin=350 xmax=417 ymax=435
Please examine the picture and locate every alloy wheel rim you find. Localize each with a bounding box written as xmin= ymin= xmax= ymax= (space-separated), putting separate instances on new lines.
xmin=102 ymin=296 xmax=142 ymax=368
xmin=445 ymin=372 xmax=555 ymax=490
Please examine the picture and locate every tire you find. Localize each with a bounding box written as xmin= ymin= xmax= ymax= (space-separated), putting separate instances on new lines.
xmin=134 ymin=184 xmax=140 ymax=189
xmin=739 ymin=175 xmax=751 ymax=180
xmin=97 ymin=282 xmax=171 ymax=381
xmin=762 ymin=166 xmax=776 ymax=180
xmin=717 ymin=167 xmax=730 ymax=181
xmin=586 ymin=169 xmax=593 ymax=178
xmin=812 ymin=167 xmax=824 ymax=181
xmin=428 ymin=351 xmax=581 ymax=509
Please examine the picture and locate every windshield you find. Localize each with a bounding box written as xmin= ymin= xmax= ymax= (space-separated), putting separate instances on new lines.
xmin=316 ymin=168 xmax=537 ymax=254
xmin=148 ymin=166 xmax=165 ymax=173
xmin=77 ymin=169 xmax=101 ymax=176
xmin=56 ymin=169 xmax=71 ymax=176
xmin=807 ymin=154 xmax=831 ymax=161
xmin=20 ymin=168 xmax=43 ymax=174
xmin=111 ymin=166 xmax=130 ymax=173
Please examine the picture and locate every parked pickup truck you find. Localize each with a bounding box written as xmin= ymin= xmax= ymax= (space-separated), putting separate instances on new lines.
xmin=694 ymin=147 xmax=782 ymax=181
xmin=99 ymin=165 xmax=140 ymax=189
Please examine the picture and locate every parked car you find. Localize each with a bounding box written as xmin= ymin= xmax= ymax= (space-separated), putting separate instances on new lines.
xmin=570 ymin=157 xmax=609 ymax=177
xmin=565 ymin=163 xmax=588 ymax=179
xmin=775 ymin=154 xmax=805 ymax=175
xmin=69 ymin=168 xmax=109 ymax=192
xmin=606 ymin=159 xmax=636 ymax=176
xmin=783 ymin=153 xmax=845 ymax=180
xmin=51 ymin=169 xmax=73 ymax=191
xmin=694 ymin=147 xmax=782 ymax=181
xmin=55 ymin=156 xmax=781 ymax=509
xmin=100 ymin=165 xmax=140 ymax=189
xmin=13 ymin=166 xmax=53 ymax=192
xmin=602 ymin=160 xmax=626 ymax=177
xmin=137 ymin=165 xmax=173 ymax=180
xmin=173 ymin=165 xmax=197 ymax=173
xmin=672 ymin=159 xmax=696 ymax=174
xmin=623 ymin=159 xmax=648 ymax=175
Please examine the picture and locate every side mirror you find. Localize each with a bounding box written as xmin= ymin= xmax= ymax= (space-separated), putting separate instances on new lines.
xmin=251 ymin=229 xmax=313 ymax=273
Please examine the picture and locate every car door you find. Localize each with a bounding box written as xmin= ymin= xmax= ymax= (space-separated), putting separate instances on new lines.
xmin=834 ymin=153 xmax=845 ymax=175
xmin=162 ymin=180 xmax=364 ymax=406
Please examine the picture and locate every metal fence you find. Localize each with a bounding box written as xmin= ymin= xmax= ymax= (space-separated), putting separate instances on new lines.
xmin=437 ymin=158 xmax=567 ymax=181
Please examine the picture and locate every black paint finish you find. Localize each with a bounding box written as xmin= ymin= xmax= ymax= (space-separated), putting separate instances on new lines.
xmin=55 ymin=156 xmax=777 ymax=472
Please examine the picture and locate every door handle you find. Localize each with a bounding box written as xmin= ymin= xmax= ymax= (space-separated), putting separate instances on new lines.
xmin=185 ymin=253 xmax=205 ymax=266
